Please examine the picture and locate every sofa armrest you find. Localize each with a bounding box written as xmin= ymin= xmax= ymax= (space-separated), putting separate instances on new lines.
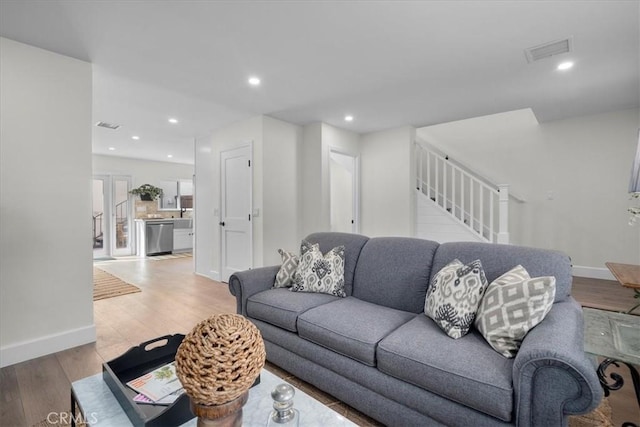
xmin=228 ymin=266 xmax=280 ymax=316
xmin=513 ymin=298 xmax=602 ymax=427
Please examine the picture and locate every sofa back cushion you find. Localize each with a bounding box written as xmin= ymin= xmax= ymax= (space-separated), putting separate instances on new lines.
xmin=353 ymin=237 xmax=440 ymax=313
xmin=431 ymin=242 xmax=572 ymax=303
xmin=304 ymin=232 xmax=369 ymax=296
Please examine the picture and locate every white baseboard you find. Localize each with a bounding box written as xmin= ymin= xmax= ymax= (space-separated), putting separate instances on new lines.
xmin=572 ymin=265 xmax=615 ymax=280
xmin=194 ymin=270 xmax=221 ymax=281
xmin=0 ymin=324 xmax=96 ymax=368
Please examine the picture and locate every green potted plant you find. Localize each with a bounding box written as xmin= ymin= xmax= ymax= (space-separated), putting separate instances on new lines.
xmin=129 ymin=184 xmax=163 ymax=201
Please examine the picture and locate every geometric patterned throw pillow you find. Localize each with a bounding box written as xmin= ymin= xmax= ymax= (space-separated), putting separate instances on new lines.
xmin=274 ymin=249 xmax=299 ymax=288
xmin=424 ymin=259 xmax=489 ymax=339
xmin=274 ymin=240 xmax=318 ymax=288
xmin=290 ymin=245 xmax=346 ymax=297
xmin=474 ymin=265 xmax=556 ymax=358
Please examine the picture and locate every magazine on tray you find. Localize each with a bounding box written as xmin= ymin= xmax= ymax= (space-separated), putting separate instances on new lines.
xmin=133 ymin=388 xmax=185 ymax=406
xmin=126 ymin=361 xmax=183 ymax=403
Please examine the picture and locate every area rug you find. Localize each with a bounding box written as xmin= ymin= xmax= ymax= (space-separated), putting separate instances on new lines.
xmin=568 ymin=397 xmax=613 ymax=427
xmin=147 ymin=251 xmax=192 ymax=261
xmin=93 ymin=267 xmax=141 ymax=301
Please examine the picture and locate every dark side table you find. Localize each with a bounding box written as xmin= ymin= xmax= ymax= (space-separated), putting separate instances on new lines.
xmin=583 ymin=307 xmax=640 ymax=427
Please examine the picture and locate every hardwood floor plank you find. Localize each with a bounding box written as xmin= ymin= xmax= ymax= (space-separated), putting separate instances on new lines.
xmin=13 ymin=354 xmax=70 ymax=426
xmin=0 ymin=366 xmax=27 ymax=427
xmin=572 ymin=276 xmax=638 ymax=314
xmin=55 ymin=343 xmax=104 ymax=383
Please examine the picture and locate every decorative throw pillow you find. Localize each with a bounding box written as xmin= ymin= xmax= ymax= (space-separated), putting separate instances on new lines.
xmin=291 ymin=245 xmax=346 ymax=297
xmin=274 ymin=249 xmax=299 ymax=288
xmin=424 ymin=259 xmax=489 ymax=339
xmin=475 ymin=265 xmax=556 ymax=358
xmin=273 ymin=240 xmax=318 ymax=288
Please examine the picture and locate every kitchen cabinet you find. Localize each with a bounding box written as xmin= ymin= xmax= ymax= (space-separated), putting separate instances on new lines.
xmin=173 ymin=229 xmax=193 ymax=252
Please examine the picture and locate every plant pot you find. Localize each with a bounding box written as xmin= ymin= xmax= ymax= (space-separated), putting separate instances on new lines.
xmin=140 ymin=194 xmax=154 ymax=201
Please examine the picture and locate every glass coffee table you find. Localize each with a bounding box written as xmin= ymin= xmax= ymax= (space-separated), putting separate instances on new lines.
xmin=583 ymin=307 xmax=640 ymax=427
xmin=71 ymin=368 xmax=356 ymax=426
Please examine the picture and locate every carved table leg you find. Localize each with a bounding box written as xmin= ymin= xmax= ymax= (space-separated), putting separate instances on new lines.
xmin=597 ymin=358 xmax=640 ymax=427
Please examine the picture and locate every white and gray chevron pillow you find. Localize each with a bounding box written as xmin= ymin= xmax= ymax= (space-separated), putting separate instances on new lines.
xmin=475 ymin=265 xmax=556 ymax=358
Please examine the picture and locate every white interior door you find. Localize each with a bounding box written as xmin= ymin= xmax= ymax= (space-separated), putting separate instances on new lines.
xmin=220 ymin=145 xmax=252 ymax=281
xmin=92 ymin=176 xmax=110 ymax=259
xmin=330 ymin=151 xmax=358 ymax=233
xmin=111 ymin=176 xmax=132 ymax=256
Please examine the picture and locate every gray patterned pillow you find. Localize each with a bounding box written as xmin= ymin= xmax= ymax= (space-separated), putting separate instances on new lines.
xmin=274 ymin=249 xmax=298 ymax=288
xmin=424 ymin=259 xmax=488 ymax=339
xmin=274 ymin=240 xmax=318 ymax=288
xmin=475 ymin=265 xmax=556 ymax=358
xmin=291 ymin=245 xmax=346 ymax=297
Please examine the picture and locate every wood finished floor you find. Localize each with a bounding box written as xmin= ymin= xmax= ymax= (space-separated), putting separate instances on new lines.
xmin=0 ymin=257 xmax=638 ymax=426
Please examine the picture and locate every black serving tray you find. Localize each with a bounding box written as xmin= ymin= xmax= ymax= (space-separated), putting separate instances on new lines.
xmin=102 ymin=334 xmax=193 ymax=427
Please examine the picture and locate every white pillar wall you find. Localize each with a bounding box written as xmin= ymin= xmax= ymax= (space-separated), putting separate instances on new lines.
xmin=0 ymin=38 xmax=95 ymax=367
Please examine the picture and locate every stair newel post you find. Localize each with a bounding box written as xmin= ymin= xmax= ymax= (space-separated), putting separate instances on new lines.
xmin=418 ymin=145 xmax=423 ymax=192
xmin=489 ymin=191 xmax=495 ymax=242
xmin=426 ymin=151 xmax=431 ymax=200
xmin=497 ymin=184 xmax=510 ymax=244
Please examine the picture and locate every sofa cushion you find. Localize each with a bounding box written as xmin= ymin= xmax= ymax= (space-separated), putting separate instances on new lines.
xmin=475 ymin=265 xmax=556 ymax=358
xmin=297 ymin=297 xmax=415 ymax=366
xmin=291 ymin=245 xmax=346 ymax=297
xmin=377 ymin=315 xmax=514 ymax=422
xmin=431 ymin=241 xmax=572 ymax=303
xmin=424 ymin=259 xmax=488 ymax=339
xmin=352 ymin=237 xmax=440 ymax=313
xmin=304 ymin=232 xmax=369 ymax=296
xmin=247 ymin=288 xmax=339 ymax=332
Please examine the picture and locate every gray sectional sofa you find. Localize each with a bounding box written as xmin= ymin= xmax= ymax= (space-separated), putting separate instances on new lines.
xmin=228 ymin=232 xmax=602 ymax=426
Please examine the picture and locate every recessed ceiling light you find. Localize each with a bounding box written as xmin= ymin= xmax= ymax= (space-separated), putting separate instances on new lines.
xmin=557 ymin=61 xmax=574 ymax=71
xmin=168 ymin=118 xmax=178 ymax=124
xmin=108 ymin=147 xmax=116 ymax=151
xmin=248 ymin=77 xmax=261 ymax=86
xmin=132 ymin=136 xmax=140 ymax=140
xmin=345 ymin=115 xmax=354 ymax=122
xmin=167 ymin=154 xmax=173 ymax=158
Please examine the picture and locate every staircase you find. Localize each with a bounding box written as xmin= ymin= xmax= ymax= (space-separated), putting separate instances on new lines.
xmin=415 ymin=143 xmax=510 ymax=244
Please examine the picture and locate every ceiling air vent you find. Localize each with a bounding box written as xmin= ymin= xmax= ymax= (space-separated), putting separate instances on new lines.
xmin=95 ymin=121 xmax=121 ymax=130
xmin=524 ymin=37 xmax=572 ymax=63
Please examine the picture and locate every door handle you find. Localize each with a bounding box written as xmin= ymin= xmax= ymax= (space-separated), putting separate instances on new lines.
xmin=219 ymin=221 xmax=225 ymax=226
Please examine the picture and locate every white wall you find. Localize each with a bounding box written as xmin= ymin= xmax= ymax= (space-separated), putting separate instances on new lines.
xmin=0 ymin=38 xmax=95 ymax=367
xmin=195 ymin=115 xmax=302 ymax=277
xmin=93 ymin=154 xmax=194 ymax=188
xmin=360 ymin=126 xmax=416 ymax=237
xmin=300 ymin=123 xmax=324 ymax=237
xmin=195 ymin=116 xmax=262 ymax=279
xmin=418 ymin=108 xmax=640 ymax=276
xmin=262 ymin=116 xmax=302 ymax=265
xmin=299 ymin=123 xmax=360 ymax=238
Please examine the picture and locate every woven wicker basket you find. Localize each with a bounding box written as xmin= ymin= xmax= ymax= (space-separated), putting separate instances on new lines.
xmin=175 ymin=314 xmax=266 ymax=405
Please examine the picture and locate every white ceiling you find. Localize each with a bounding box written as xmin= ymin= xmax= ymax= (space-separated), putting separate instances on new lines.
xmin=1 ymin=1 xmax=638 ymax=165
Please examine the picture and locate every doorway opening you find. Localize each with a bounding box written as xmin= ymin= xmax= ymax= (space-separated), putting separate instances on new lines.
xmin=329 ymin=150 xmax=359 ymax=233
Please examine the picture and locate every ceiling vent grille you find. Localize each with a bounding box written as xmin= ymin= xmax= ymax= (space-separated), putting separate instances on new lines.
xmin=95 ymin=121 xmax=121 ymax=130
xmin=524 ymin=38 xmax=572 ymax=63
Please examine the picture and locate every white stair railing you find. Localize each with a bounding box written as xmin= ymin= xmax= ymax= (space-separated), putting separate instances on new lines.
xmin=415 ymin=143 xmax=510 ymax=244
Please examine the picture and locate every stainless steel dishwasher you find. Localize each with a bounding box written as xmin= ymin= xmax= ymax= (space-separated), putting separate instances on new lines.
xmin=146 ymin=221 xmax=174 ymax=255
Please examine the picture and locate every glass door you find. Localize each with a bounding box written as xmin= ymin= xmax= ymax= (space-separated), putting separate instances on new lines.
xmin=92 ymin=176 xmax=110 ymax=259
xmin=112 ymin=176 xmax=132 ymax=256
